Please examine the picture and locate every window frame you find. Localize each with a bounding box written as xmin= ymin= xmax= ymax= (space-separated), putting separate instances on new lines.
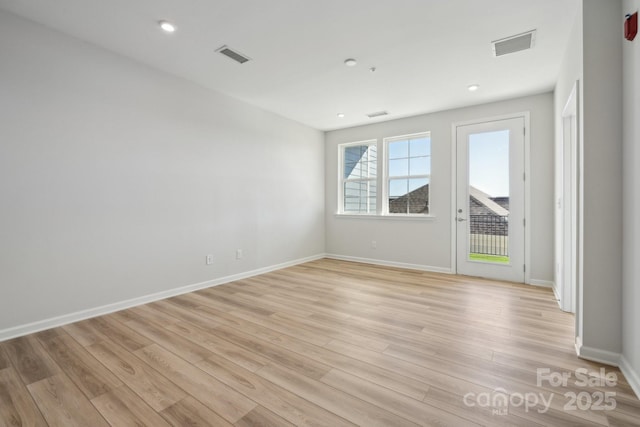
xmin=383 ymin=132 xmax=432 ymax=216
xmin=337 ymin=132 xmax=433 ymax=218
xmin=337 ymin=139 xmax=379 ymax=215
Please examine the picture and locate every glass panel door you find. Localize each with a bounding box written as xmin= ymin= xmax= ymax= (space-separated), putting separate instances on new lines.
xmin=456 ymin=117 xmax=525 ymax=283
xmin=468 ymin=130 xmax=510 ymax=264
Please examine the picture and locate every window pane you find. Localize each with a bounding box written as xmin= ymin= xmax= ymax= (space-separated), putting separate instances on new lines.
xmin=340 ymin=134 xmax=429 ymax=216
xmin=385 ymin=133 xmax=430 ymax=215
xmin=367 ymin=160 xmax=377 ymax=177
xmin=389 ymin=159 xmax=409 ymax=177
xmin=344 ymin=145 xmax=376 ymax=179
xmin=468 ymin=130 xmax=509 ymax=262
xmin=388 ymin=179 xmax=408 ymax=198
xmin=408 ymin=177 xmax=428 ymax=193
xmin=346 ymin=162 xmax=362 ymax=179
xmin=409 ymin=137 xmax=430 ymax=157
xmin=468 ymin=130 xmax=509 ymax=197
xmin=369 ymin=181 xmax=377 ymax=212
xmin=343 ymin=152 xmax=361 ymax=165
xmin=388 ymin=200 xmax=406 ymax=213
xmin=388 ymin=178 xmax=408 ymax=213
xmin=408 ymin=178 xmax=429 ymax=214
xmin=388 ymin=140 xmax=409 ymax=159
xmin=344 ymin=180 xmax=376 ymax=213
xmin=344 ymin=146 xmax=365 ymax=163
xmin=344 ymin=181 xmax=362 ymax=197
xmin=344 ymin=161 xmax=356 ymax=179
xmin=409 ymin=156 xmax=430 ymax=175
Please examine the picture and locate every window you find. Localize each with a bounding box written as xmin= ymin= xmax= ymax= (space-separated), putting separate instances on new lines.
xmin=340 ymin=141 xmax=377 ymax=214
xmin=386 ymin=133 xmax=431 ymax=214
xmin=338 ymin=132 xmax=431 ymax=216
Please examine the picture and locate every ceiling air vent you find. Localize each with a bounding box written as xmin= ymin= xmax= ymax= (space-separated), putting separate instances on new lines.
xmin=491 ymin=30 xmax=536 ymax=57
xmin=216 ymin=45 xmax=251 ymax=64
xmin=367 ymin=111 xmax=389 ymax=118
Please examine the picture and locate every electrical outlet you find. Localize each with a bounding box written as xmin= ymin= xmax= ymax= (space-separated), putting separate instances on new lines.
xmin=236 ymin=249 xmax=243 ymax=260
xmin=206 ymin=254 xmax=214 ymax=265
xmin=371 ymin=240 xmax=377 ymax=249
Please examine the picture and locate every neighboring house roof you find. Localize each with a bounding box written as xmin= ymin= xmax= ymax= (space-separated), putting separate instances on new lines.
xmin=490 ymin=196 xmax=510 ymax=211
xmin=386 ymin=184 xmax=506 ymax=217
xmin=388 ymin=184 xmax=429 ymax=214
xmin=469 ymin=186 xmax=509 ymax=217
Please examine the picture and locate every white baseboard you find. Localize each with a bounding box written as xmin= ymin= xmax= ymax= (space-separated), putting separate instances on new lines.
xmin=550 ymin=282 xmax=562 ymax=308
xmin=576 ymin=342 xmax=621 ymax=367
xmin=619 ymin=355 xmax=640 ymax=399
xmin=0 ymin=253 xmax=325 ymax=342
xmin=575 ymin=343 xmax=640 ymax=399
xmin=325 ymin=253 xmax=452 ymax=274
xmin=575 ymin=335 xmax=582 ymax=357
xmin=529 ymin=279 xmax=554 ymax=288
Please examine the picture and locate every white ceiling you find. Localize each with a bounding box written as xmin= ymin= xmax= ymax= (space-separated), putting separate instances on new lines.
xmin=0 ymin=0 xmax=579 ymax=131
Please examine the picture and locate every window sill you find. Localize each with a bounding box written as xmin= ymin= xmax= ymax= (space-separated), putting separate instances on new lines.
xmin=334 ymin=213 xmax=437 ymax=221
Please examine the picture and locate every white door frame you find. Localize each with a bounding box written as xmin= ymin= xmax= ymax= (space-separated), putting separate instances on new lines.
xmin=558 ymin=84 xmax=579 ymax=312
xmin=451 ymin=112 xmax=531 ymax=283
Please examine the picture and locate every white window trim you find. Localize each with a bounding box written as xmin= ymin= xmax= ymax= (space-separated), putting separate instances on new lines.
xmin=382 ymin=132 xmax=432 ymax=216
xmin=337 ymin=139 xmax=378 ymax=215
xmin=336 ymin=132 xmax=435 ymax=219
xmin=334 ymin=213 xmax=437 ymax=221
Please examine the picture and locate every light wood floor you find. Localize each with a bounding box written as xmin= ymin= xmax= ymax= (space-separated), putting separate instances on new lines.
xmin=1 ymin=259 xmax=639 ymax=426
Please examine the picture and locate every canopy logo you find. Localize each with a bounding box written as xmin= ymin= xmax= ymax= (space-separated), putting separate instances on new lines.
xmin=462 ymin=368 xmax=618 ymax=416
xmin=463 ymin=387 xmax=553 ymax=415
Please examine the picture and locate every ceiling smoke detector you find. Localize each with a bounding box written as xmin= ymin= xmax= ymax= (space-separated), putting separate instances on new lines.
xmin=491 ymin=30 xmax=536 ymax=57
xmin=216 ymin=45 xmax=251 ymax=64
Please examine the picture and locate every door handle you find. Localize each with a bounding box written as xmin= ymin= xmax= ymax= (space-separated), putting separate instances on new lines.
xmin=456 ymin=217 xmax=467 ymax=222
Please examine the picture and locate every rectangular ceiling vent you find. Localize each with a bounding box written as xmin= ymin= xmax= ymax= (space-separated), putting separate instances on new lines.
xmin=491 ymin=30 xmax=536 ymax=57
xmin=366 ymin=111 xmax=389 ymax=118
xmin=216 ymin=45 xmax=251 ymax=64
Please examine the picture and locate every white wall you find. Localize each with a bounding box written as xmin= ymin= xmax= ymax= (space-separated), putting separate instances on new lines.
xmin=325 ymin=93 xmax=555 ymax=282
xmin=0 ymin=11 xmax=325 ymax=335
xmin=555 ymin=0 xmax=626 ymax=364
xmin=554 ymin=1 xmax=583 ymax=327
xmin=622 ymin=0 xmax=640 ymax=395
xmin=580 ymin=0 xmax=624 ymax=358
xmin=553 ymin=0 xmax=640 ymax=395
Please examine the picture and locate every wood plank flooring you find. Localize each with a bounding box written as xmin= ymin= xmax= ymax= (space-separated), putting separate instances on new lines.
xmin=1 ymin=258 xmax=639 ymax=426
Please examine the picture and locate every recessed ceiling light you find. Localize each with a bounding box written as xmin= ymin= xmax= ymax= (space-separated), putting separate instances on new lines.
xmin=159 ymin=20 xmax=176 ymax=33
xmin=468 ymin=84 xmax=480 ymax=92
xmin=337 ymin=113 xmax=345 ymax=118
xmin=344 ymin=58 xmax=357 ymax=67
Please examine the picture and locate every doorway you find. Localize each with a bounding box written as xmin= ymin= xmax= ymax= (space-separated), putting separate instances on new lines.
xmin=556 ymin=83 xmax=578 ymax=313
xmin=454 ymin=116 xmax=527 ymax=283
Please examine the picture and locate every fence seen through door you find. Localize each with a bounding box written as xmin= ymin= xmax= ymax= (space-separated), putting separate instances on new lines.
xmin=466 ymin=184 xmax=510 ymax=262
xmin=469 ymin=214 xmax=509 ymax=257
